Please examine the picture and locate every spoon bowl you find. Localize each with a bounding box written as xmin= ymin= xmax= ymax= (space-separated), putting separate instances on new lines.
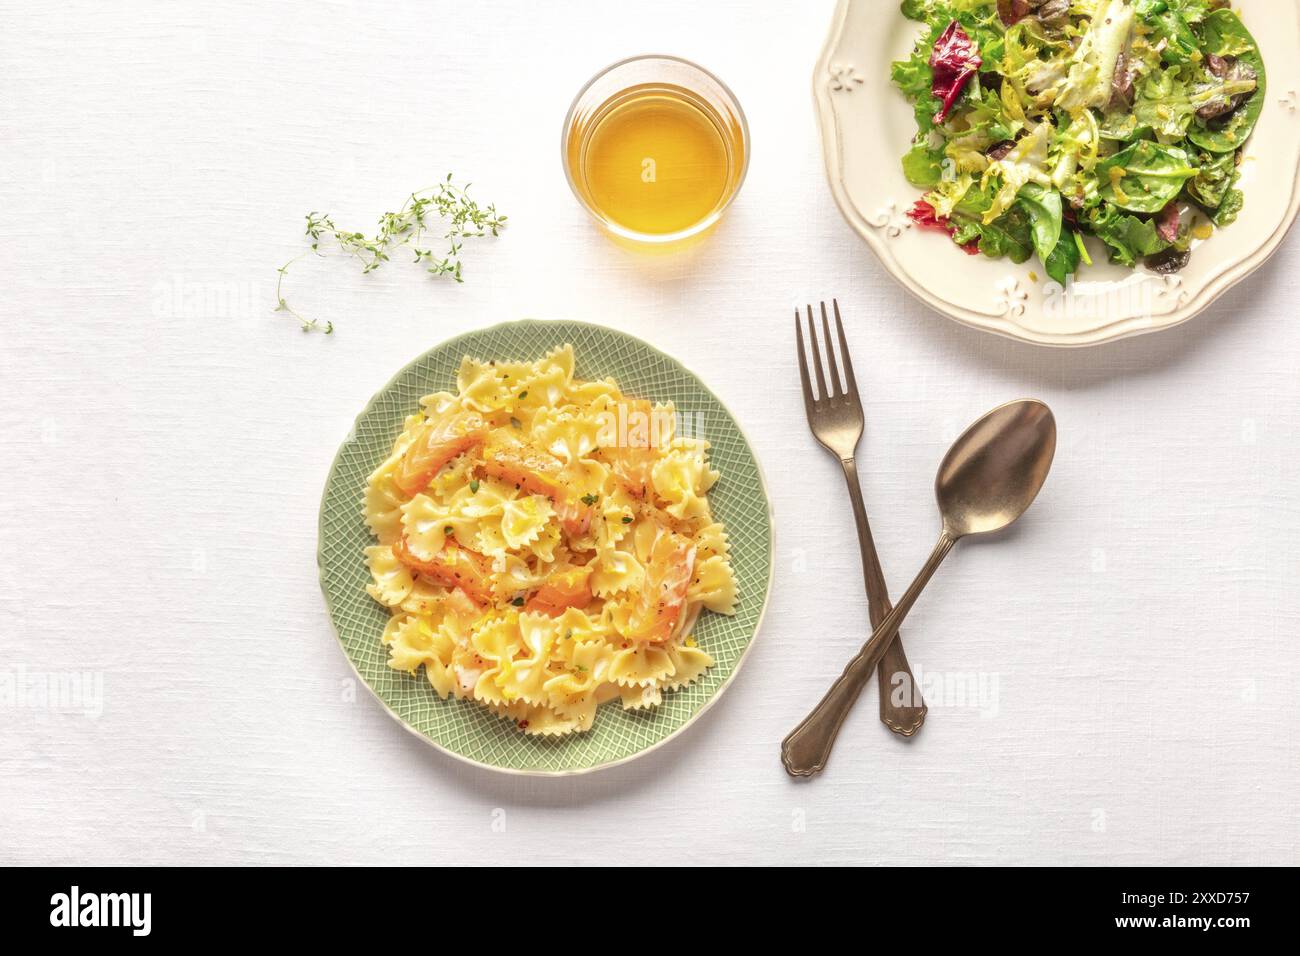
xmin=936 ymin=400 xmax=1056 ymax=539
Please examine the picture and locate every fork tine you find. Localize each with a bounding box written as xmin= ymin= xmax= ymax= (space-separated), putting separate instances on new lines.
xmin=794 ymin=310 xmax=815 ymax=410
xmin=820 ymin=302 xmax=843 ymax=398
xmin=831 ymin=299 xmax=858 ymax=398
xmin=805 ymin=305 xmax=828 ymax=401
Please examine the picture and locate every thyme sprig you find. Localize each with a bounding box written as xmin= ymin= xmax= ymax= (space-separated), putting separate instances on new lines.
xmin=274 ymin=174 xmax=506 ymax=333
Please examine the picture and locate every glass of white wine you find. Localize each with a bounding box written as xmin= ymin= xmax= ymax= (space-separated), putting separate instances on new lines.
xmin=562 ymin=55 xmax=749 ymax=246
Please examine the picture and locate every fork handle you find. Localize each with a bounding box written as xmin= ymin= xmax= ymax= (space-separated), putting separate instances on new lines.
xmin=783 ymin=532 xmax=955 ymax=777
xmin=841 ymin=458 xmax=927 ymax=736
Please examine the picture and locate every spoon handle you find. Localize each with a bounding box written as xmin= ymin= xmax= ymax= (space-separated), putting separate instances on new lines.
xmin=781 ymin=531 xmax=957 ymax=778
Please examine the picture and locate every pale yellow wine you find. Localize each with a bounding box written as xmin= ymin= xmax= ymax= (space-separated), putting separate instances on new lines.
xmin=567 ymin=83 xmax=744 ymax=236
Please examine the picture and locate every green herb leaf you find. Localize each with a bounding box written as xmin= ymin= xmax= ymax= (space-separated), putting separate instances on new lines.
xmin=275 ymin=177 xmax=505 ymax=333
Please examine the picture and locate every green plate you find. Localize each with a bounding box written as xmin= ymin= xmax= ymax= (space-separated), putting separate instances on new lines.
xmin=317 ymin=320 xmax=774 ymax=775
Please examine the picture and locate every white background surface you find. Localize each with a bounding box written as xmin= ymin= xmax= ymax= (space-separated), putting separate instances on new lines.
xmin=2 ymin=0 xmax=1298 ymax=867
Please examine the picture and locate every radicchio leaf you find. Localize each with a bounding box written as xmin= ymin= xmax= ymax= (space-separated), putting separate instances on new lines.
xmin=929 ymin=21 xmax=982 ymax=124
xmin=996 ymin=0 xmax=1034 ymax=26
xmin=986 ymin=140 xmax=1016 ymax=161
xmin=1109 ymin=50 xmax=1136 ymax=111
xmin=1196 ymin=55 xmax=1258 ymax=121
xmin=907 ymin=200 xmax=981 ymax=255
xmin=1036 ymin=0 xmax=1071 ymax=29
xmin=1155 ymin=202 xmax=1182 ymax=244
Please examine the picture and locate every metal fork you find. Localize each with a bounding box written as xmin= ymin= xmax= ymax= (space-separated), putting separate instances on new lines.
xmin=784 ymin=300 xmax=926 ymax=771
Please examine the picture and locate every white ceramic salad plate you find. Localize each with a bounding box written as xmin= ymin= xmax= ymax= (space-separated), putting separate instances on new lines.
xmin=815 ymin=0 xmax=1300 ymax=347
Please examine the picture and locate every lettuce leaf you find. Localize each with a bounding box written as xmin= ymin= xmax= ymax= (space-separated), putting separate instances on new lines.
xmin=903 ymin=142 xmax=947 ymax=187
xmin=944 ymin=179 xmax=1035 ymax=262
xmin=891 ymin=51 xmax=940 ymax=133
xmin=1086 ymin=204 xmax=1171 ymax=266
xmin=1135 ymin=1 xmax=1199 ymax=65
xmin=927 ymin=169 xmax=976 ymax=217
xmin=1184 ymin=148 xmax=1236 ymax=210
xmin=1056 ymin=0 xmax=1136 ymax=114
xmin=981 ymin=122 xmax=1052 ymax=223
xmin=951 ymin=208 xmax=1035 ymax=263
xmin=1166 ymin=0 xmax=1212 ymax=26
xmin=901 ymin=0 xmax=931 ymax=20
xmin=1211 ymin=185 xmax=1244 ymax=227
xmin=1050 ymin=110 xmax=1100 ymax=191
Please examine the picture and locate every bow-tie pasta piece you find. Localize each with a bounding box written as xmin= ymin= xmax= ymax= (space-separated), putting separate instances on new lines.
xmin=359 ymin=346 xmax=739 ymax=735
xmin=365 ymin=546 xmax=414 ymax=607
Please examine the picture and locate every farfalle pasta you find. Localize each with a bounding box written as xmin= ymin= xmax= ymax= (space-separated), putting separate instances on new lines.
xmin=361 ymin=345 xmax=738 ymax=735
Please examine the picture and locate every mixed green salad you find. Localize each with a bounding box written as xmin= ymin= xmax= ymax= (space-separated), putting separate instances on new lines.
xmin=892 ymin=0 xmax=1266 ymax=282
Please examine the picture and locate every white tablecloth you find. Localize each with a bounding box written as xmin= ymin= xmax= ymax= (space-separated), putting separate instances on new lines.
xmin=2 ymin=0 xmax=1297 ymax=866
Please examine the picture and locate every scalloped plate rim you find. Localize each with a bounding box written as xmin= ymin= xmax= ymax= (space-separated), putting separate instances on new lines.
xmin=316 ymin=318 xmax=775 ymax=777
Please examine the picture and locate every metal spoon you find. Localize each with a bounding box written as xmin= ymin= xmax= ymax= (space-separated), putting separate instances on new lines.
xmin=781 ymin=399 xmax=1057 ymax=778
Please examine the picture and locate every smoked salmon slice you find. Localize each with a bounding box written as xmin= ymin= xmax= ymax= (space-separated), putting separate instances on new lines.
xmin=392 ymin=536 xmax=495 ymax=606
xmin=608 ymin=445 xmax=657 ymax=500
xmin=524 ymin=567 xmax=593 ymax=617
xmin=624 ymin=529 xmax=695 ymax=644
xmin=477 ymin=437 xmax=594 ymax=538
xmin=394 ymin=412 xmax=488 ymax=496
xmin=601 ymin=399 xmax=659 ymax=498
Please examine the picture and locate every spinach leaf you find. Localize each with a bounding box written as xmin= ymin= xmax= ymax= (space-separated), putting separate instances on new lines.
xmin=1199 ymin=7 xmax=1257 ymax=57
xmin=1098 ymin=110 xmax=1146 ymax=144
xmin=1136 ymin=1 xmax=1199 ymax=65
xmin=1016 ymin=182 xmax=1064 ymax=269
xmin=1187 ymin=10 xmax=1266 ymax=153
xmin=1043 ymin=228 xmax=1082 ymax=287
xmin=1096 ymin=140 xmax=1200 ymax=213
xmin=1131 ymin=67 xmax=1195 ymax=141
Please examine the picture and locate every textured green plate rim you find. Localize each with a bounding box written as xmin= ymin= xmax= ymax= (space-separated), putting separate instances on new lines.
xmin=317 ymin=319 xmax=774 ymax=776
